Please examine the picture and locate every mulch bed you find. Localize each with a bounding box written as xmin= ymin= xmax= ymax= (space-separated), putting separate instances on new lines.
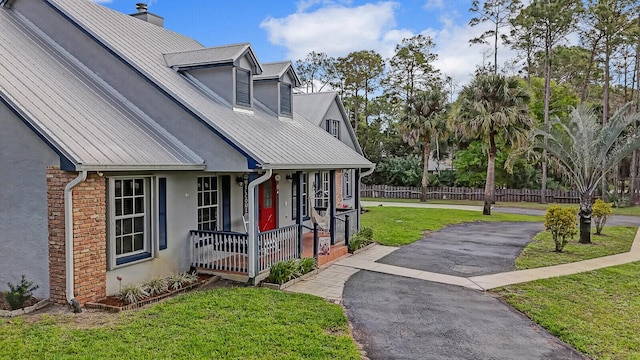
xmin=0 ymin=294 xmax=40 ymax=311
xmin=85 ymin=274 xmax=217 ymax=312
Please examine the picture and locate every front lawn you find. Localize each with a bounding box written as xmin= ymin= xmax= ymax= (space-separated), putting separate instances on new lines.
xmin=0 ymin=288 xmax=360 ymax=359
xmin=515 ymin=226 xmax=637 ymax=270
xmin=496 ymin=262 xmax=640 ymax=359
xmin=361 ymin=206 xmax=541 ymax=246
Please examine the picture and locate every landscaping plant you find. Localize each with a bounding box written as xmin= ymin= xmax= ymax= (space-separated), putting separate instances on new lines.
xmin=4 ymin=275 xmax=38 ymax=310
xmin=143 ymin=276 xmax=168 ymax=296
xmin=118 ymin=283 xmax=149 ymax=304
xmin=167 ymin=272 xmax=198 ymax=291
xmin=592 ymin=199 xmax=612 ymax=235
xmin=348 ymin=227 xmax=374 ymax=252
xmin=544 ymin=205 xmax=578 ymax=252
xmin=266 ymin=258 xmax=317 ymax=285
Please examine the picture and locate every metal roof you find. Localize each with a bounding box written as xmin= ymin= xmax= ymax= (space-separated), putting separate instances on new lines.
xmin=294 ymin=92 xmax=363 ymax=154
xmin=47 ymin=0 xmax=373 ymax=170
xmin=254 ymin=61 xmax=301 ymax=87
xmin=0 ymin=9 xmax=204 ymax=171
xmin=163 ymin=43 xmax=263 ymax=74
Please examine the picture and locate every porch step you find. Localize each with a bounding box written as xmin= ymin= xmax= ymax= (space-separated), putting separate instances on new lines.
xmin=316 ymin=245 xmax=348 ymax=266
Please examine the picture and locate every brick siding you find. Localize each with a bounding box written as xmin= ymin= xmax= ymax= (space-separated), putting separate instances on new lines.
xmin=47 ymin=167 xmax=107 ymax=304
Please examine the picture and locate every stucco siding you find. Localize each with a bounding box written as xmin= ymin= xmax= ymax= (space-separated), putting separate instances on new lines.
xmin=254 ymin=81 xmax=278 ymax=115
xmin=0 ymin=104 xmax=58 ymax=298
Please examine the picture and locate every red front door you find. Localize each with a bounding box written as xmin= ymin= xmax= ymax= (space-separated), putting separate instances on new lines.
xmin=258 ymin=178 xmax=277 ymax=232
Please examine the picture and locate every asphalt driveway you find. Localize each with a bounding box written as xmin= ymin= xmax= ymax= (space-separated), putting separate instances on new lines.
xmin=377 ymin=222 xmax=543 ymax=277
xmin=343 ymin=220 xmax=588 ymax=360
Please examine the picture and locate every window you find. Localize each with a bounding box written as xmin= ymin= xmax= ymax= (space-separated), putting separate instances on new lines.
xmin=235 ymin=68 xmax=251 ymax=107
xmin=198 ymin=176 xmax=219 ymax=231
xmin=110 ymin=177 xmax=153 ymax=267
xmin=343 ymin=170 xmax=352 ymax=199
xmin=314 ymin=171 xmax=330 ymax=209
xmin=326 ymin=119 xmax=340 ymax=139
xmin=302 ymin=173 xmax=308 ymax=218
xmin=280 ymin=83 xmax=292 ymax=116
xmin=292 ymin=173 xmax=309 ymax=220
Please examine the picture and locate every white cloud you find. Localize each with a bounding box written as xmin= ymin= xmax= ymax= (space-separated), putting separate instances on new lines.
xmin=261 ymin=2 xmax=405 ymax=60
xmin=262 ymin=2 xmax=521 ymax=88
xmin=423 ymin=0 xmax=444 ymax=10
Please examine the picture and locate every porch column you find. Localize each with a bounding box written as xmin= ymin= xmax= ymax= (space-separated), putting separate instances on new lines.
xmin=296 ymin=171 xmax=303 ymax=256
xmin=329 ymin=170 xmax=336 ymax=245
xmin=355 ymin=169 xmax=361 ymax=231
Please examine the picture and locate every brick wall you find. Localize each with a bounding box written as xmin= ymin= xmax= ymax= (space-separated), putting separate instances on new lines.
xmin=336 ymin=170 xmax=343 ymax=208
xmin=47 ymin=167 xmax=107 ymax=304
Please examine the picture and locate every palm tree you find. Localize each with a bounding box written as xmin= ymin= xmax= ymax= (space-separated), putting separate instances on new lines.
xmin=534 ymin=104 xmax=640 ymax=243
xmin=400 ymin=87 xmax=448 ymax=201
xmin=450 ymin=74 xmax=533 ymax=215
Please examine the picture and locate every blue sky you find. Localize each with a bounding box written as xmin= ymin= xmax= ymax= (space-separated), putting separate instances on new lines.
xmin=93 ymin=1 xmax=513 ymax=87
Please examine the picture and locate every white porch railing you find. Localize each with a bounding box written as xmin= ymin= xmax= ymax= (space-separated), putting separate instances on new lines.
xmin=258 ymin=224 xmax=300 ymax=272
xmin=190 ymin=230 xmax=249 ymax=273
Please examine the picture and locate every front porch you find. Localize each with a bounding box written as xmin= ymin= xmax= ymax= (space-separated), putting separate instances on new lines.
xmin=190 ymin=208 xmax=358 ymax=279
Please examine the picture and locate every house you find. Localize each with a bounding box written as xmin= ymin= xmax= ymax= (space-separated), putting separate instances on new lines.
xmin=0 ymin=0 xmax=373 ymax=309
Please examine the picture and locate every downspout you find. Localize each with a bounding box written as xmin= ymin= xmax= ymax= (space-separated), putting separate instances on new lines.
xmin=247 ymin=169 xmax=272 ymax=280
xmin=357 ymin=167 xmax=375 ymax=230
xmin=65 ymin=170 xmax=87 ymax=313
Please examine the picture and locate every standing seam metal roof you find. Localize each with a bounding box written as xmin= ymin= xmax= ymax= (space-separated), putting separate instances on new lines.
xmin=0 ymin=8 xmax=204 ymax=170
xmin=47 ymin=0 xmax=373 ymax=169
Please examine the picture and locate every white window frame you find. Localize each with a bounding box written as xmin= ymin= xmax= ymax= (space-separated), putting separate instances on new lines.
xmin=343 ymin=170 xmax=353 ymax=199
xmin=108 ymin=176 xmax=156 ymax=269
xmin=327 ymin=119 xmax=340 ymax=139
xmin=197 ymin=176 xmax=220 ymax=231
xmin=314 ymin=171 xmax=330 ymax=209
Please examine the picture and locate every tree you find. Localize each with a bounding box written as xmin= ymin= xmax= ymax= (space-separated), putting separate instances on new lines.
xmin=334 ymin=50 xmax=385 ymax=136
xmin=385 ymin=34 xmax=438 ymax=101
xmin=469 ymin=0 xmax=522 ymax=74
xmin=450 ymin=74 xmax=533 ymax=215
xmin=399 ymin=87 xmax=449 ymax=201
xmin=294 ymin=51 xmax=335 ymax=93
xmin=514 ymin=0 xmax=582 ymax=203
xmin=534 ymin=104 xmax=640 ymax=243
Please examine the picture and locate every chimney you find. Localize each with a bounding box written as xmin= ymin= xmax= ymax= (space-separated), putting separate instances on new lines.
xmin=129 ymin=3 xmax=164 ymax=27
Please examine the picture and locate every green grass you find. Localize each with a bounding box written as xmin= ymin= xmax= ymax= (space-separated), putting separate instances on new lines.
xmin=361 ymin=206 xmax=542 ymax=246
xmin=515 ymin=226 xmax=637 ymax=270
xmin=495 ymin=262 xmax=640 ymax=360
xmin=0 ymin=288 xmax=359 ymax=360
xmin=362 ymin=197 xmax=640 ymax=216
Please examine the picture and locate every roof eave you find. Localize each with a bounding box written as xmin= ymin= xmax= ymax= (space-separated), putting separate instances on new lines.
xmin=76 ymin=163 xmax=207 ymax=172
xmin=261 ymin=163 xmax=375 ymax=170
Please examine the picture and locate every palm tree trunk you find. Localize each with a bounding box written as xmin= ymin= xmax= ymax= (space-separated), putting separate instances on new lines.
xmin=578 ymin=193 xmax=593 ymax=244
xmin=630 ymin=150 xmax=638 ymax=206
xmin=421 ymin=137 xmax=430 ymax=202
xmin=484 ymin=135 xmax=497 ymax=215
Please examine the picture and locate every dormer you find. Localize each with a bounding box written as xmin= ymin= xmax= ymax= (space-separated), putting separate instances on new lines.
xmin=253 ymin=61 xmax=301 ymax=119
xmin=163 ymin=43 xmax=262 ymax=111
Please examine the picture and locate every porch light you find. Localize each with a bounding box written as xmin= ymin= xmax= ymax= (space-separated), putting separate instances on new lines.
xmin=236 ymin=176 xmax=244 ymax=186
xmin=285 ymin=174 xmax=294 ymax=182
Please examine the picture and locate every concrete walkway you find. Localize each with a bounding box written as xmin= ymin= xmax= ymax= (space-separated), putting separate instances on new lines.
xmin=287 ymin=207 xmax=640 ymax=300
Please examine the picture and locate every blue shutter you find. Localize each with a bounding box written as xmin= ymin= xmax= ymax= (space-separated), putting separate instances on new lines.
xmin=159 ymin=178 xmax=167 ymax=250
xmin=222 ymin=176 xmax=231 ymax=231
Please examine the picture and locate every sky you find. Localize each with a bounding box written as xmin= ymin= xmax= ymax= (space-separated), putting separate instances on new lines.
xmin=92 ymin=0 xmax=518 ymax=89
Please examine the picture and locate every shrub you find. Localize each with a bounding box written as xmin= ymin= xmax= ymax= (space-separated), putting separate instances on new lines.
xmin=544 ymin=205 xmax=578 ymax=252
xmin=349 ymin=227 xmax=374 ymax=252
xmin=4 ymin=275 xmax=39 ymax=310
xmin=297 ymin=258 xmax=316 ymax=275
xmin=118 ymin=283 xmax=149 ymax=304
xmin=266 ymin=258 xmax=317 ymax=285
xmin=144 ymin=276 xmax=168 ymax=296
xmin=267 ymin=259 xmax=299 ymax=285
xmin=592 ymin=199 xmax=613 ymax=235
xmin=167 ymin=272 xmax=198 ymax=291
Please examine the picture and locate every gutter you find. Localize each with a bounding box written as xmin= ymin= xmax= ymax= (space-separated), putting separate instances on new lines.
xmin=64 ymin=171 xmax=87 ymax=313
xmin=247 ymin=169 xmax=272 ymax=279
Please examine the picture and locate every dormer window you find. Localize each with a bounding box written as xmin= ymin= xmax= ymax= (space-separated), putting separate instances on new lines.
xmin=236 ymin=68 xmax=251 ymax=108
xmin=280 ymin=83 xmax=292 ymax=116
xmin=326 ymin=119 xmax=340 ymax=139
